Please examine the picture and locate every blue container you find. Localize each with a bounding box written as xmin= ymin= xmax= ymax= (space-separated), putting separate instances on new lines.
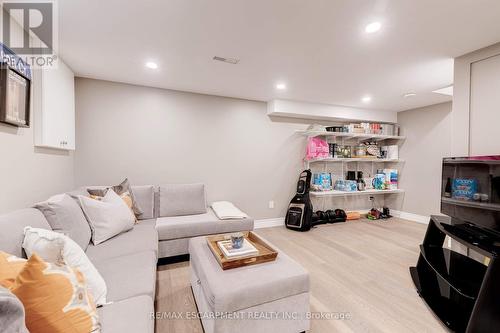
xmin=452 ymin=178 xmax=478 ymax=201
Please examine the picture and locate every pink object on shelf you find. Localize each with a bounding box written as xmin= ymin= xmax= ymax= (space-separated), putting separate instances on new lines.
xmin=305 ymin=137 xmax=329 ymax=160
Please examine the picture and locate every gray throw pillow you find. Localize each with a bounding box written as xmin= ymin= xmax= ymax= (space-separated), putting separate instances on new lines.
xmin=66 ymin=187 xmax=90 ymax=202
xmin=159 ymin=183 xmax=207 ymax=217
xmin=78 ymin=189 xmax=135 ymax=245
xmin=0 ymin=286 xmax=29 ymax=333
xmin=34 ymin=194 xmax=92 ymax=250
xmin=87 ymin=178 xmax=144 ymax=217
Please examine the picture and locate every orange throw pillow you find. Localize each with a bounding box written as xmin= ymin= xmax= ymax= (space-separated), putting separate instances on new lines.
xmin=0 ymin=251 xmax=27 ymax=288
xmin=10 ymin=254 xmax=100 ymax=333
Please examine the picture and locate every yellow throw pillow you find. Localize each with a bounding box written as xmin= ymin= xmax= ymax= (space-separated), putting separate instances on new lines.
xmin=10 ymin=254 xmax=100 ymax=333
xmin=0 ymin=251 xmax=27 ymax=288
xmin=120 ymin=192 xmax=139 ymax=223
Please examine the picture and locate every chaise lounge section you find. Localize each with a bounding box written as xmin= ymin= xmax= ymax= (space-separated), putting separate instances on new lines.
xmin=0 ymin=207 xmax=158 ymax=333
xmin=0 ymin=182 xmax=254 ymax=332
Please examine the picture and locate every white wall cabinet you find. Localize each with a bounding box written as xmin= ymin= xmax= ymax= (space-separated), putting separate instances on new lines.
xmin=452 ymin=43 xmax=500 ymax=156
xmin=470 ymin=53 xmax=500 ymax=156
xmin=34 ymin=59 xmax=75 ymax=150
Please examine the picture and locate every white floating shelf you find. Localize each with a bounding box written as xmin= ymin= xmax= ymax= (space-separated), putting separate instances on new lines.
xmin=297 ymin=130 xmax=405 ymax=141
xmin=310 ymin=189 xmax=404 ymax=197
xmin=307 ymin=158 xmax=404 ymax=163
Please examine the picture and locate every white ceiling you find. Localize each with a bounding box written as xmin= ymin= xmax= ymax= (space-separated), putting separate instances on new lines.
xmin=59 ymin=0 xmax=500 ymax=112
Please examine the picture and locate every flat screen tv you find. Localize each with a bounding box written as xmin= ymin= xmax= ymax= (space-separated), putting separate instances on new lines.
xmin=0 ymin=65 xmax=31 ymax=127
xmin=441 ymin=156 xmax=500 ymax=237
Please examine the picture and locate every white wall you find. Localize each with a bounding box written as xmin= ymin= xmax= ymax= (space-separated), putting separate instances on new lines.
xmin=74 ymin=78 xmax=308 ymax=220
xmin=0 ymin=125 xmax=74 ymax=213
xmin=394 ymin=102 xmax=452 ymax=217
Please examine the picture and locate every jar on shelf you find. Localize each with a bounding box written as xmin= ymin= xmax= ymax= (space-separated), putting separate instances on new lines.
xmin=354 ymin=145 xmax=367 ymax=157
xmin=335 ymin=145 xmax=352 ymax=158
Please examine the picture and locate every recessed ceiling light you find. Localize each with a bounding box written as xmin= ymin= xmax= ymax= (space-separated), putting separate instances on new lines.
xmin=361 ymin=96 xmax=372 ymax=103
xmin=365 ymin=22 xmax=382 ymax=34
xmin=403 ymin=92 xmax=417 ymax=98
xmin=276 ymin=83 xmax=287 ymax=90
xmin=145 ymin=61 xmax=158 ymax=69
xmin=432 ymin=85 xmax=453 ymax=96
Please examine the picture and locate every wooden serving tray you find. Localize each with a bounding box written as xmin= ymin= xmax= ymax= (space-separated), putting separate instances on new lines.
xmin=206 ymin=231 xmax=278 ymax=270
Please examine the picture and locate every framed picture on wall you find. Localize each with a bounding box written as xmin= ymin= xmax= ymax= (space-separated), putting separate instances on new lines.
xmin=0 ymin=65 xmax=31 ymax=127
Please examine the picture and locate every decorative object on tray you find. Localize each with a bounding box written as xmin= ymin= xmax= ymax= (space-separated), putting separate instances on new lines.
xmin=217 ymin=238 xmax=258 ymax=259
xmin=230 ymin=232 xmax=244 ymax=249
xmin=206 ymin=232 xmax=278 ymax=270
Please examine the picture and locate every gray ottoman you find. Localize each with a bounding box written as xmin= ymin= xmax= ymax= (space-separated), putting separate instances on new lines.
xmin=189 ymin=236 xmax=310 ymax=333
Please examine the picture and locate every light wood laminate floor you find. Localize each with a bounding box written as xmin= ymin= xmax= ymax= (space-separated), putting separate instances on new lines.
xmin=155 ymin=218 xmax=447 ymax=333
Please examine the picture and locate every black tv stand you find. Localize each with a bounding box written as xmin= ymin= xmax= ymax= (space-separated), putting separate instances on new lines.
xmin=410 ymin=215 xmax=500 ymax=333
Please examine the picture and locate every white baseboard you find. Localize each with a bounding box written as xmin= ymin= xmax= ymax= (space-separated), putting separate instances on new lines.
xmin=254 ymin=217 xmax=285 ymax=229
xmin=391 ymin=210 xmax=429 ymax=224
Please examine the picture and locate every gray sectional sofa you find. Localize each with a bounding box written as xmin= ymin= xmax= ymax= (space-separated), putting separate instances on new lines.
xmin=0 ymin=183 xmax=254 ymax=333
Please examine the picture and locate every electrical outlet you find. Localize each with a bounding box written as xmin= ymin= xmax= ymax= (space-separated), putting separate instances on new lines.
xmin=268 ymin=200 xmax=275 ymax=209
xmin=368 ymin=196 xmax=374 ymax=202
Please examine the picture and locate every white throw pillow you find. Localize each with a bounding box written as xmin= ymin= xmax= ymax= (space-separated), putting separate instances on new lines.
xmin=79 ymin=189 xmax=135 ymax=245
xmin=22 ymin=227 xmax=107 ymax=305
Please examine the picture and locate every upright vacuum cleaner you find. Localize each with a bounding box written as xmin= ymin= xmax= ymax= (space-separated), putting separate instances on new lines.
xmin=285 ymin=170 xmax=314 ymax=231
xmin=286 ymin=170 xmax=347 ymax=232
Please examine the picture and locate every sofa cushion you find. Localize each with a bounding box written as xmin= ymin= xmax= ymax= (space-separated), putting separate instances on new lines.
xmin=23 ymin=227 xmax=107 ymax=305
xmin=189 ymin=236 xmax=310 ymax=313
xmin=0 ymin=286 xmax=28 ymax=333
xmin=79 ymin=190 xmax=135 ymax=245
xmin=85 ymin=221 xmax=158 ymax=262
xmin=93 ymin=251 xmax=157 ymax=302
xmin=159 ymin=183 xmax=207 ymax=217
xmin=131 ymin=185 xmax=155 ymax=220
xmin=0 ymin=208 xmax=51 ymax=258
xmin=98 ymin=295 xmax=154 ymax=333
xmin=156 ymin=209 xmax=254 ymax=241
xmin=33 ymin=194 xmax=92 ymax=250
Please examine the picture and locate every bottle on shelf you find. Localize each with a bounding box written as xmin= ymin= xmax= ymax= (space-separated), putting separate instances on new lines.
xmin=444 ymin=177 xmax=452 ymax=198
